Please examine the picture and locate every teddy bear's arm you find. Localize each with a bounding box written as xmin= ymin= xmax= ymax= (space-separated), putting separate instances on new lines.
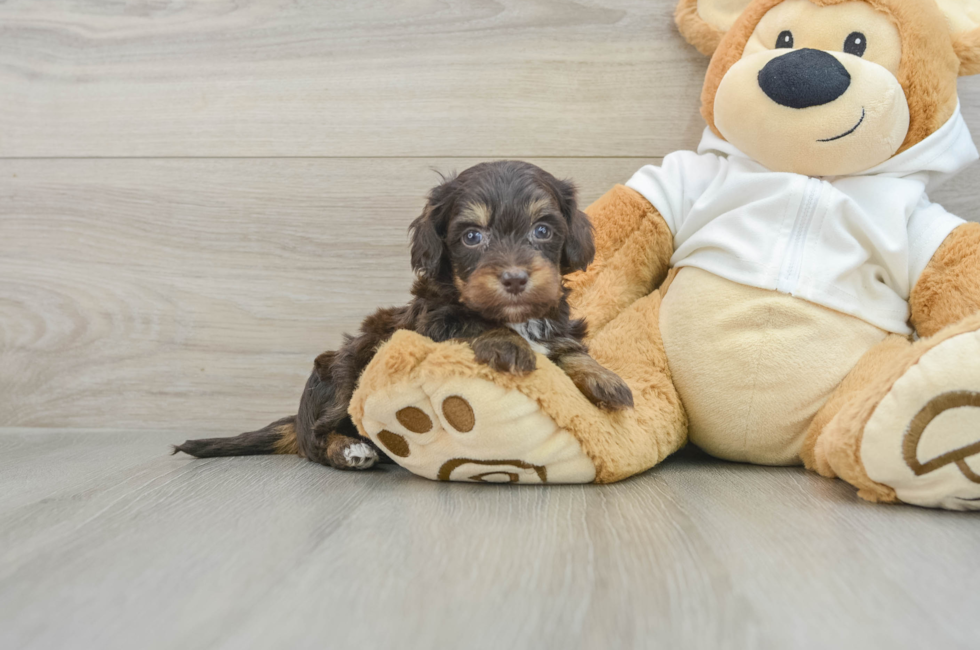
xmin=566 ymin=185 xmax=674 ymax=337
xmin=910 ymin=222 xmax=980 ymax=338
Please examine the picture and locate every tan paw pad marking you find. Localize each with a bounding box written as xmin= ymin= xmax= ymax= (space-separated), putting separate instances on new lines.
xmin=862 ymin=329 xmax=980 ymax=510
xmin=379 ymin=406 xmax=436 ymax=457
xmin=437 ymin=458 xmax=547 ymax=482
xmin=904 ymin=391 xmax=980 ymax=483
xmin=377 ymin=430 xmax=411 ymax=458
xmin=396 ymin=407 xmax=433 ymax=434
xmin=441 ymin=396 xmax=475 ymax=432
xmin=359 ymin=375 xmax=597 ymax=483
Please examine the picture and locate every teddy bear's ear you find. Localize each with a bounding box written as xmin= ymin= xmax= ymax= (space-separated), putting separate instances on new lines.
xmin=675 ymin=0 xmax=756 ymax=56
xmin=935 ymin=0 xmax=980 ymax=75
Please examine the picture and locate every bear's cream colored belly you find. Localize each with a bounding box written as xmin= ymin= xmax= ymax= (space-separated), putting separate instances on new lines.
xmin=660 ymin=268 xmax=888 ymax=465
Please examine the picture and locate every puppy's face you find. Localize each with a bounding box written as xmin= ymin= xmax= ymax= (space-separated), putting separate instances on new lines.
xmin=409 ymin=161 xmax=595 ymax=323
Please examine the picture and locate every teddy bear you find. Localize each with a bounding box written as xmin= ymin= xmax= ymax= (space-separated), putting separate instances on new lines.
xmin=348 ymin=0 xmax=980 ymax=511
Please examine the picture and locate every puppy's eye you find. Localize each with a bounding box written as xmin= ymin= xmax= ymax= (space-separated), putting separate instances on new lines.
xmin=532 ymin=224 xmax=553 ymax=240
xmin=462 ymin=229 xmax=484 ymax=247
xmin=844 ymin=32 xmax=867 ymax=57
xmin=776 ymin=30 xmax=794 ymax=49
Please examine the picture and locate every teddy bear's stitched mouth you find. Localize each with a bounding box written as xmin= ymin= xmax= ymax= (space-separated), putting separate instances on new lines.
xmin=817 ymin=107 xmax=866 ymax=142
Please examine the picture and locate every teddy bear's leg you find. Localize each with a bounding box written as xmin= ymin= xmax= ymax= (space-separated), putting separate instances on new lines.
xmin=910 ymin=222 xmax=980 ymax=338
xmin=801 ymin=313 xmax=980 ymax=510
xmin=351 ymin=289 xmax=687 ymax=484
xmin=567 ymin=185 xmax=674 ymax=335
xmin=577 ymin=289 xmax=688 ymax=481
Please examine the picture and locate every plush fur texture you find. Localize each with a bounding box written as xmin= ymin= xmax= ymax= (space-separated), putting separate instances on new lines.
xmin=800 ymin=334 xmax=911 ymax=503
xmin=565 ymin=185 xmax=674 ymax=335
xmin=804 ymin=313 xmax=980 ymax=503
xmin=350 ymin=292 xmax=686 ymax=484
xmin=675 ymin=0 xmax=727 ymax=56
xmin=956 ymin=27 xmax=980 ymax=75
xmin=661 ymin=267 xmax=888 ymax=466
xmin=699 ymin=0 xmax=961 ymax=154
xmin=910 ymin=222 xmax=980 ymax=338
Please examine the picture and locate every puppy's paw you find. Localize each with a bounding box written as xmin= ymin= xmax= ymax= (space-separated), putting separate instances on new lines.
xmin=327 ymin=437 xmax=380 ymax=471
xmin=472 ymin=336 xmax=537 ymax=375
xmin=563 ymin=355 xmax=634 ymax=411
xmin=343 ymin=442 xmax=380 ymax=469
xmin=584 ymin=373 xmax=634 ymax=411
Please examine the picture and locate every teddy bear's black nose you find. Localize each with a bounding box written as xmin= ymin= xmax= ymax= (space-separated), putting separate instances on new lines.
xmin=758 ymin=48 xmax=851 ymax=109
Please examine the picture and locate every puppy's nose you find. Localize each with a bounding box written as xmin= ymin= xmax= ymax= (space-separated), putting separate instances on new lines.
xmin=758 ymin=48 xmax=851 ymax=109
xmin=500 ymin=269 xmax=529 ymax=295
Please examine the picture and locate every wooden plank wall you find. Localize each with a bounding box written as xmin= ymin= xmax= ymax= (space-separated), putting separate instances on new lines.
xmin=2 ymin=0 xmax=979 ymax=433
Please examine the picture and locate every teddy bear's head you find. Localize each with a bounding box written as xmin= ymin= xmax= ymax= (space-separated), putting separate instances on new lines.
xmin=676 ymin=0 xmax=980 ymax=176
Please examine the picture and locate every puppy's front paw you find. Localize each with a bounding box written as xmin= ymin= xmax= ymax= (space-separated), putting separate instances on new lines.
xmin=584 ymin=372 xmax=634 ymax=411
xmin=472 ymin=335 xmax=537 ymax=375
xmin=563 ymin=355 xmax=634 ymax=411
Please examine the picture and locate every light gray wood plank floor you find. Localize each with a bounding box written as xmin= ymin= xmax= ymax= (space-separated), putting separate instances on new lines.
xmin=2 ymin=429 xmax=979 ymax=650
xmin=4 ymin=1 xmax=980 ymax=647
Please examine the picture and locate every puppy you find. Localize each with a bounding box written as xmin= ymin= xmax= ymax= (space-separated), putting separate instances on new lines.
xmin=175 ymin=161 xmax=633 ymax=470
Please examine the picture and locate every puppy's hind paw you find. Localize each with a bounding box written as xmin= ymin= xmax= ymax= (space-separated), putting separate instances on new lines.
xmin=327 ymin=436 xmax=380 ymax=471
xmin=343 ymin=442 xmax=379 ymax=470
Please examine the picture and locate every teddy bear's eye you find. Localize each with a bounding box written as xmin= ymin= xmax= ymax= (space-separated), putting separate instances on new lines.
xmin=844 ymin=32 xmax=867 ymax=57
xmin=776 ymin=30 xmax=794 ymax=49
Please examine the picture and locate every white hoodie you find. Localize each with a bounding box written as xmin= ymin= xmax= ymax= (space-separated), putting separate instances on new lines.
xmin=626 ymin=104 xmax=979 ymax=335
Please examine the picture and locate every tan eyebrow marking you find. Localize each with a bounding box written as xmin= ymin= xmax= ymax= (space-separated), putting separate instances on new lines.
xmin=527 ymin=197 xmax=553 ymax=220
xmin=459 ymin=201 xmax=492 ymax=226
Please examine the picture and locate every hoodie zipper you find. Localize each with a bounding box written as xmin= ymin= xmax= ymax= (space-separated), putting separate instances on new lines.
xmin=777 ymin=177 xmax=822 ymax=294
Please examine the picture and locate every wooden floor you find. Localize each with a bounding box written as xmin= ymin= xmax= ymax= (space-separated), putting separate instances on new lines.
xmin=1 ymin=429 xmax=978 ymax=650
xmin=3 ymin=1 xmax=980 ymax=648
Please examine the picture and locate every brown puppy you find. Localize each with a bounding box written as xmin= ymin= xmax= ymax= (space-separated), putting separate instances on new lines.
xmin=175 ymin=161 xmax=633 ymax=470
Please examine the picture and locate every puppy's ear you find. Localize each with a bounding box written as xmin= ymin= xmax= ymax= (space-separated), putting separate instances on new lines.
xmin=548 ymin=177 xmax=595 ymax=274
xmin=409 ymin=174 xmax=458 ymax=277
xmin=563 ymin=208 xmax=596 ymax=273
xmin=313 ymin=351 xmax=336 ymax=382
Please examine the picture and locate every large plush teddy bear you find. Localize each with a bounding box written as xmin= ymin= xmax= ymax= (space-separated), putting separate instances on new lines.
xmin=349 ymin=0 xmax=980 ymax=511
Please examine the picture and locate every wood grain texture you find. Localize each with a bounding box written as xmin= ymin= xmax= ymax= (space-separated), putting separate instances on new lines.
xmin=3 ymin=3 xmax=980 ymax=648
xmin=2 ymin=0 xmax=977 ymax=158
xmin=2 ymin=0 xmax=980 ymax=433
xmin=1 ymin=429 xmax=978 ymax=650
xmin=2 ymin=156 xmax=980 ymax=432
xmin=0 ymin=157 xmax=649 ymax=432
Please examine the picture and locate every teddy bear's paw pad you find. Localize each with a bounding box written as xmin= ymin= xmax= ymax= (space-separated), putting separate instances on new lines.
xmin=862 ymin=329 xmax=980 ymax=510
xmin=360 ymin=377 xmax=597 ymax=484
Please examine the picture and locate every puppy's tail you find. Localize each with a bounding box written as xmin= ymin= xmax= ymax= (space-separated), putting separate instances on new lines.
xmin=173 ymin=416 xmax=299 ymax=458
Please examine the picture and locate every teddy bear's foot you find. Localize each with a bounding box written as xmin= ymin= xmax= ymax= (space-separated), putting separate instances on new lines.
xmin=859 ymin=326 xmax=980 ymax=510
xmin=357 ymin=368 xmax=597 ymax=484
xmin=350 ymin=292 xmax=686 ymax=484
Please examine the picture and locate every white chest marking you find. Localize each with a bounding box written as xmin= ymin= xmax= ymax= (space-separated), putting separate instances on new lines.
xmin=508 ymin=320 xmax=551 ymax=355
